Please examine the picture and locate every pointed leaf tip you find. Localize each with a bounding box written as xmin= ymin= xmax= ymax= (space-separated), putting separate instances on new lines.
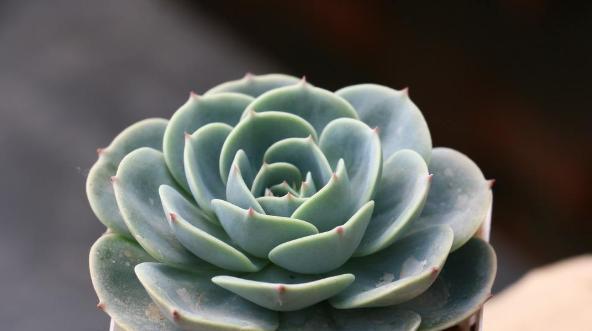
xmin=96 ymin=147 xmax=106 ymax=156
xmin=488 ymin=179 xmax=496 ymax=188
xmin=189 ymin=91 xmax=199 ymax=99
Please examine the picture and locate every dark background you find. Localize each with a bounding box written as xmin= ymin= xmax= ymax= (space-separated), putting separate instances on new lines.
xmin=1 ymin=1 xmax=590 ymax=330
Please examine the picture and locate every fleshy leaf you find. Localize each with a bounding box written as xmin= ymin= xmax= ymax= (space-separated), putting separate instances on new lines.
xmin=299 ymin=172 xmax=317 ymax=198
xmin=87 ymin=118 xmax=167 ymax=236
xmin=320 ymin=118 xmax=382 ymax=207
xmin=355 ymin=150 xmax=431 ymax=256
xmin=219 ymin=111 xmax=317 ymax=183
xmin=184 ymin=123 xmax=232 ymax=216
xmin=336 ymin=84 xmax=432 ymax=162
xmin=251 ymin=162 xmax=302 ymax=197
xmin=263 ymin=137 xmax=333 ymax=187
xmin=226 ymin=151 xmax=265 ymax=214
xmin=269 ymin=181 xmax=299 ymax=197
xmin=408 ymin=147 xmax=493 ymax=251
xmin=204 ymin=73 xmax=300 ymax=97
xmin=397 ymin=238 xmax=496 ymax=331
xmin=89 ymin=234 xmax=178 ymax=331
xmin=160 ymin=185 xmax=266 ymax=273
xmin=331 ymin=308 xmax=421 ymax=331
xmin=247 ymin=81 xmax=358 ymax=133
xmin=212 ymin=266 xmax=354 ymax=311
xmin=211 ymin=199 xmax=319 ymax=258
xmin=113 ymin=147 xmax=205 ymax=267
xmin=163 ymin=93 xmax=253 ymax=191
xmin=256 ymin=194 xmax=307 ymax=218
xmin=291 ymin=160 xmax=354 ymax=232
xmin=329 ymin=226 xmax=453 ymax=309
xmin=269 ymin=201 xmax=374 ymax=274
xmin=278 ymin=303 xmax=336 ymax=331
xmin=135 ymin=262 xmax=278 ymax=331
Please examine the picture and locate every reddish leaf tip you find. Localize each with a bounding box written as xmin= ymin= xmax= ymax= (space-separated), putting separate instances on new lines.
xmin=487 ymin=179 xmax=496 ymax=188
xmin=247 ymin=207 xmax=255 ymax=216
xmin=277 ymin=284 xmax=286 ymax=293
xmin=169 ymin=212 xmax=177 ymax=223
xmin=96 ymin=147 xmax=106 ymax=156
xmin=97 ymin=302 xmax=106 ymax=310
xmin=172 ymin=309 xmax=181 ymax=321
xmin=109 ymin=176 xmax=117 ymax=184
xmin=189 ymin=91 xmax=199 ymax=99
xmin=335 ymin=226 xmax=344 ymax=235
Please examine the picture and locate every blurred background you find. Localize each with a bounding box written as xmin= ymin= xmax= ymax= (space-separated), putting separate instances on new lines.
xmin=1 ymin=0 xmax=590 ymax=330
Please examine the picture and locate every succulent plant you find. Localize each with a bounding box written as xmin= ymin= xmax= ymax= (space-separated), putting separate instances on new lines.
xmin=87 ymin=73 xmax=496 ymax=331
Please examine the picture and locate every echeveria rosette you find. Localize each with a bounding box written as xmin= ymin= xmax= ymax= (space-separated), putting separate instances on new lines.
xmin=87 ymin=73 xmax=496 ymax=331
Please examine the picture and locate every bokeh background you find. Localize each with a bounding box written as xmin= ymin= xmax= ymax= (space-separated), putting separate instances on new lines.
xmin=1 ymin=0 xmax=590 ymax=330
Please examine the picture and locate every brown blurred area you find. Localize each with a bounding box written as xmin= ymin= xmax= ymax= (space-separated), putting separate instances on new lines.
xmin=0 ymin=0 xmax=589 ymax=330
xmin=195 ymin=0 xmax=592 ymax=289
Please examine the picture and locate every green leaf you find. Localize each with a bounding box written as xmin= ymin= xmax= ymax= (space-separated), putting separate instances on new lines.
xmin=163 ymin=93 xmax=253 ymax=191
xmin=211 ymin=199 xmax=318 ymax=258
xmin=89 ymin=234 xmax=178 ymax=331
xmin=336 ymin=84 xmax=432 ymax=162
xmin=398 ymin=238 xmax=496 ymax=331
xmin=205 ymin=73 xmax=300 ymax=97
xmin=87 ymin=118 xmax=167 ymax=236
xmin=263 ymin=137 xmax=333 ymax=188
xmin=136 ymin=262 xmax=279 ymax=331
xmin=329 ymin=226 xmax=453 ymax=309
xmin=256 ymin=194 xmax=307 ymax=218
xmin=226 ymin=151 xmax=265 ymax=213
xmin=247 ymin=81 xmax=358 ymax=135
xmin=408 ymin=147 xmax=493 ymax=251
xmin=331 ymin=308 xmax=421 ymax=331
xmin=291 ymin=160 xmax=354 ymax=232
xmin=212 ymin=266 xmax=354 ymax=311
xmin=355 ymin=150 xmax=431 ymax=256
xmin=184 ymin=123 xmax=232 ymax=216
xmin=269 ymin=201 xmax=374 ymax=274
xmin=160 ymin=185 xmax=266 ymax=273
xmin=251 ymin=162 xmax=302 ymax=197
xmin=113 ymin=147 xmax=205 ymax=267
xmin=320 ymin=118 xmax=382 ymax=208
xmin=269 ymin=181 xmax=300 ymax=197
xmin=299 ymin=172 xmax=317 ymax=198
xmin=278 ymin=303 xmax=336 ymax=331
xmin=219 ymin=111 xmax=317 ymax=183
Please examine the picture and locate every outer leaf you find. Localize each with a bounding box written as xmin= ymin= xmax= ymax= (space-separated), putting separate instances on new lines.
xmin=89 ymin=234 xmax=178 ymax=331
xmin=251 ymin=162 xmax=302 ymax=197
xmin=263 ymin=137 xmax=332 ymax=188
xmin=113 ymin=147 xmax=205 ymax=267
xmin=336 ymin=84 xmax=432 ymax=162
xmin=291 ymin=160 xmax=354 ymax=232
xmin=205 ymin=73 xmax=300 ymax=97
xmin=219 ymin=111 xmax=317 ymax=183
xmin=329 ymin=226 xmax=453 ymax=309
xmin=320 ymin=118 xmax=382 ymax=207
xmin=87 ymin=118 xmax=167 ymax=236
xmin=269 ymin=201 xmax=374 ymax=274
xmin=355 ymin=150 xmax=430 ymax=256
xmin=331 ymin=308 xmax=421 ymax=331
xmin=163 ymin=93 xmax=253 ymax=190
xmin=211 ymin=199 xmax=318 ymax=258
xmin=278 ymin=303 xmax=336 ymax=331
xmin=184 ymin=123 xmax=232 ymax=216
xmin=135 ymin=262 xmax=278 ymax=331
xmin=160 ymin=185 xmax=266 ymax=273
xmin=212 ymin=266 xmax=354 ymax=311
xmin=247 ymin=81 xmax=358 ymax=135
xmin=398 ymin=238 xmax=496 ymax=331
xmin=257 ymin=194 xmax=306 ymax=218
xmin=408 ymin=147 xmax=493 ymax=251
